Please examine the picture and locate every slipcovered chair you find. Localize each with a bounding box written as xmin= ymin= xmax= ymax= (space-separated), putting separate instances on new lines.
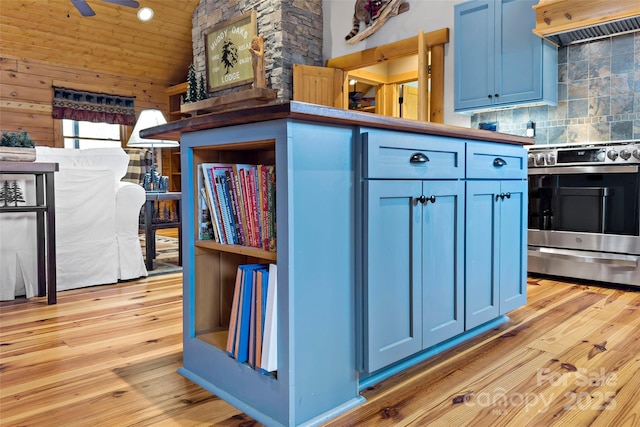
xmin=0 ymin=146 xmax=148 ymax=300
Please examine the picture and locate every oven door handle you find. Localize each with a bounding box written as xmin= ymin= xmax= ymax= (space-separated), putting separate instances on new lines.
xmin=528 ymin=247 xmax=639 ymax=268
xmin=528 ymin=165 xmax=639 ymax=175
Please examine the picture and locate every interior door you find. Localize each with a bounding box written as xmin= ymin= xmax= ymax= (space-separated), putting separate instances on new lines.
xmin=292 ymin=64 xmax=344 ymax=108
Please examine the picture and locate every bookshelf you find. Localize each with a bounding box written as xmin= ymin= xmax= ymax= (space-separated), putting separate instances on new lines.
xmin=163 ymin=83 xmax=188 ymax=193
xmin=179 ymin=119 xmax=361 ymax=426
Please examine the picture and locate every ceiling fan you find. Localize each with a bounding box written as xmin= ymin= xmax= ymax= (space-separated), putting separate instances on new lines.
xmin=70 ymin=0 xmax=140 ymax=17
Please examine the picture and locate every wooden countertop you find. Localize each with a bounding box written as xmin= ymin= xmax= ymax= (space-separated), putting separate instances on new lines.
xmin=141 ymin=101 xmax=534 ymax=146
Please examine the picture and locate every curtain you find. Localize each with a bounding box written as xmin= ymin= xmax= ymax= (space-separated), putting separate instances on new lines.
xmin=52 ymin=86 xmax=136 ymax=125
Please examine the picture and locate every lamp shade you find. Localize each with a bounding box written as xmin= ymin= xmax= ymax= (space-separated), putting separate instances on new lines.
xmin=127 ymin=109 xmax=179 ymax=148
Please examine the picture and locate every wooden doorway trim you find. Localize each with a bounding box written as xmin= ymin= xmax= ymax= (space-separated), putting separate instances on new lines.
xmin=326 ymin=28 xmax=449 ymax=123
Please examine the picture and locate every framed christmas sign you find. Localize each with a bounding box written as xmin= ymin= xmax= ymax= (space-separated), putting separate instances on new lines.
xmin=204 ymin=10 xmax=257 ymax=93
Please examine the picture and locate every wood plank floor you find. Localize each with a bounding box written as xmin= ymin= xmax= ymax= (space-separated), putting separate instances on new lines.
xmin=1 ymin=274 xmax=639 ymax=427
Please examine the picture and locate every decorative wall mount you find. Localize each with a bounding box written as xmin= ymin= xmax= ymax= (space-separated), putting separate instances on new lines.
xmin=346 ymin=0 xmax=410 ymax=45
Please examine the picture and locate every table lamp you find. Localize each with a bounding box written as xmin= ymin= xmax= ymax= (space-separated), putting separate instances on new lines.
xmin=127 ymin=109 xmax=179 ymax=192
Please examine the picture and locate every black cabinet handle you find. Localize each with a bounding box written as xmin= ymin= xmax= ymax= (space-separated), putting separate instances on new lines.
xmin=410 ymin=153 xmax=430 ymax=164
xmin=504 ymin=192 xmax=511 ymax=199
xmin=416 ymin=195 xmax=436 ymax=205
xmin=496 ymin=194 xmax=501 ymax=201
xmin=493 ymin=158 xmax=507 ymax=167
xmin=488 ymin=94 xmax=492 ymax=99
xmin=494 ymin=94 xmax=499 ymax=98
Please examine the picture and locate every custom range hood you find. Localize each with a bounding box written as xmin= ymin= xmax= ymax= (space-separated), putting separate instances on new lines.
xmin=532 ymin=0 xmax=640 ymax=46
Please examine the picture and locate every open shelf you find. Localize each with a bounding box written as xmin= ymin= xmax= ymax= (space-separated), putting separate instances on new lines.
xmin=195 ymin=240 xmax=277 ymax=261
xmin=197 ymin=330 xmax=229 ymax=349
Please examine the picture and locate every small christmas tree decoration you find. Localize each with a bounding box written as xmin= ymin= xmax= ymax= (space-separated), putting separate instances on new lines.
xmin=198 ymin=75 xmax=208 ymax=101
xmin=0 ymin=131 xmax=36 ymax=161
xmin=185 ymin=63 xmax=198 ymax=103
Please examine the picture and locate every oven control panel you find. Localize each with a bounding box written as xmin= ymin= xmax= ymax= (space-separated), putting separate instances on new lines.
xmin=527 ymin=141 xmax=640 ymax=167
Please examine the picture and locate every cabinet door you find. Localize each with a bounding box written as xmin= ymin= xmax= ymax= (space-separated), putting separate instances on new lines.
xmin=454 ymin=0 xmax=494 ymax=111
xmin=465 ymin=180 xmax=500 ymax=329
xmin=364 ymin=180 xmax=422 ymax=373
xmin=495 ymin=0 xmax=541 ymax=106
xmin=422 ymin=180 xmax=465 ymax=348
xmin=498 ymin=180 xmax=527 ymax=314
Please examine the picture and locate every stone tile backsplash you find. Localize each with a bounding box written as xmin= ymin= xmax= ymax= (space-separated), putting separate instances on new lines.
xmin=471 ymin=31 xmax=640 ymax=145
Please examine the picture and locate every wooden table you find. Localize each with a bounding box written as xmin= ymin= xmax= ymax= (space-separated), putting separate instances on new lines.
xmin=0 ymin=161 xmax=58 ymax=304
xmin=142 ymin=191 xmax=182 ymax=271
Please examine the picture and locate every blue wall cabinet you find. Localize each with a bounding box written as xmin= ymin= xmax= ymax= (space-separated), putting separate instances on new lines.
xmin=360 ymin=130 xmax=465 ymax=373
xmin=464 ymin=142 xmax=527 ymax=330
xmin=454 ymin=0 xmax=557 ymax=112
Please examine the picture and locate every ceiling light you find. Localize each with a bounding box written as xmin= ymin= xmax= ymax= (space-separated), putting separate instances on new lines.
xmin=137 ymin=7 xmax=154 ymax=22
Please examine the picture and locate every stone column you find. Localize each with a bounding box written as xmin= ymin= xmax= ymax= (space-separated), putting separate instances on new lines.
xmin=192 ymin=0 xmax=323 ymax=100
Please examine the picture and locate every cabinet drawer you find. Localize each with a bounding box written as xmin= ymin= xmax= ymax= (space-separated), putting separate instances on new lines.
xmin=466 ymin=142 xmax=526 ymax=179
xmin=362 ymin=129 xmax=464 ymax=179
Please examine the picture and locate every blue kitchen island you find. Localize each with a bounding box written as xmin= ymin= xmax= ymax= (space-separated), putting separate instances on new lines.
xmin=141 ymin=101 xmax=532 ymax=427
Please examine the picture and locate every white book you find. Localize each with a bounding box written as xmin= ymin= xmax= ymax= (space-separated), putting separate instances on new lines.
xmin=260 ymin=263 xmax=278 ymax=372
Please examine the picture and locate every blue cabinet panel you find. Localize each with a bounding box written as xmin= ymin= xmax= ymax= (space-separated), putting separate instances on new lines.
xmin=364 ymin=180 xmax=423 ymax=373
xmin=497 ymin=0 xmax=542 ymax=105
xmin=465 ymin=178 xmax=527 ymax=330
xmin=465 ymin=180 xmax=501 ymax=329
xmin=454 ymin=0 xmax=494 ymax=111
xmin=422 ymin=180 xmax=465 ymax=348
xmin=498 ymin=180 xmax=527 ymax=314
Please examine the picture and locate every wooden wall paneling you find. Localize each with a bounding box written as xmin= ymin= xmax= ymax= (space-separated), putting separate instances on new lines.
xmin=0 ymin=56 xmax=169 ymax=147
xmin=0 ymin=0 xmax=197 ymax=86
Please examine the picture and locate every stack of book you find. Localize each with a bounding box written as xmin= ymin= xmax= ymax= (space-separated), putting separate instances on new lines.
xmin=198 ymin=163 xmax=276 ymax=251
xmin=226 ymin=263 xmax=278 ymax=373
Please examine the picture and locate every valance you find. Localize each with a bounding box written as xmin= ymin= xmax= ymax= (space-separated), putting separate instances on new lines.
xmin=52 ymin=86 xmax=136 ymax=125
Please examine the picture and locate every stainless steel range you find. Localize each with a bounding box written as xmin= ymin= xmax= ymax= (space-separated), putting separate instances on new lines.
xmin=527 ymin=140 xmax=640 ymax=287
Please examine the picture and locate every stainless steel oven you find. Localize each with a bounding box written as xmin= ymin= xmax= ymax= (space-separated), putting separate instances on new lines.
xmin=527 ymin=140 xmax=640 ymax=286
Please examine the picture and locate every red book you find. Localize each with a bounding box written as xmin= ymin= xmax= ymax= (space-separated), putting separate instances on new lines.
xmin=247 ymin=167 xmax=261 ymax=248
xmin=239 ymin=167 xmax=257 ymax=247
xmin=260 ymin=165 xmax=270 ymax=250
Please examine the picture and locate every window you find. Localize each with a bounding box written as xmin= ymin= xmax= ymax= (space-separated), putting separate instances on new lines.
xmin=62 ymin=119 xmax=122 ymax=149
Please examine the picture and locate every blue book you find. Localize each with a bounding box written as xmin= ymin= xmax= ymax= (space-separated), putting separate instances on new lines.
xmin=234 ymin=264 xmax=267 ymax=363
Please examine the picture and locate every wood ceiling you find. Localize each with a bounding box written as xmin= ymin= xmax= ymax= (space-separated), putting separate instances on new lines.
xmin=0 ymin=0 xmax=199 ymax=86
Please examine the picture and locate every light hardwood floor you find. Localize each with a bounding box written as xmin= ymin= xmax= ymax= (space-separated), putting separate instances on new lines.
xmin=1 ymin=274 xmax=638 ymax=427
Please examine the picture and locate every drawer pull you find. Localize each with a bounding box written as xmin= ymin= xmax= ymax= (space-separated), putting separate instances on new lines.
xmin=410 ymin=152 xmax=430 ymax=164
xmin=493 ymin=157 xmax=507 ymax=167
